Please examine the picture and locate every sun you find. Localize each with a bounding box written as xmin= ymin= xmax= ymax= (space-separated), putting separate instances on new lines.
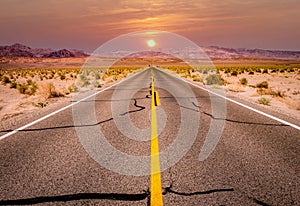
xmin=147 ymin=39 xmax=156 ymax=47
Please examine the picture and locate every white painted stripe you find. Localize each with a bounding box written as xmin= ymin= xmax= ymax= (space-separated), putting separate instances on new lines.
xmin=0 ymin=70 xmax=145 ymax=141
xmin=158 ymin=68 xmax=300 ymax=131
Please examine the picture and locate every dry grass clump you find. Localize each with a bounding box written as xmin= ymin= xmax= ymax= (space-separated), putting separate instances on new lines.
xmin=1 ymin=76 xmax=11 ymax=85
xmin=37 ymin=82 xmax=65 ymax=98
xmin=257 ymin=97 xmax=271 ymax=106
xmin=256 ymin=81 xmax=269 ymax=89
xmin=17 ymin=80 xmax=37 ymax=95
xmin=192 ymin=76 xmax=203 ymax=82
xmin=255 ymin=81 xmax=285 ymax=98
xmin=240 ymin=78 xmax=248 ymax=85
xmin=32 ymin=101 xmax=48 ymax=108
xmin=206 ymin=74 xmax=223 ymax=85
xmin=256 ymin=88 xmax=285 ymax=97
xmin=66 ymin=83 xmax=77 ymax=94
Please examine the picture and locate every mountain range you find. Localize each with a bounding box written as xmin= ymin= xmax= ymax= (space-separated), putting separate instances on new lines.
xmin=0 ymin=43 xmax=299 ymax=60
xmin=0 ymin=43 xmax=88 ymax=58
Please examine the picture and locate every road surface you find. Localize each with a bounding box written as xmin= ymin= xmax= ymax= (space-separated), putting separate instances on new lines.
xmin=1 ymin=67 xmax=299 ymax=205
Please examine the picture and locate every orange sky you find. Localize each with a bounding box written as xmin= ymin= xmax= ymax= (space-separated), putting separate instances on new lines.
xmin=0 ymin=0 xmax=299 ymax=51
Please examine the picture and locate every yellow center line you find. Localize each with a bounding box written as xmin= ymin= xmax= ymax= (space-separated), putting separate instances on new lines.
xmin=150 ymin=69 xmax=163 ymax=206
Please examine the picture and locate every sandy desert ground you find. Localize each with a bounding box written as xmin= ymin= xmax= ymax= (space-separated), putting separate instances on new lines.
xmin=0 ymin=57 xmax=299 ymax=130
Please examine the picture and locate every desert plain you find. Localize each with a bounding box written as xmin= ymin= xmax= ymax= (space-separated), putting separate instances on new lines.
xmin=0 ymin=57 xmax=299 ymax=131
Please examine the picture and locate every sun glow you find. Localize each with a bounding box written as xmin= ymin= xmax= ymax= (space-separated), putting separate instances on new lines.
xmin=147 ymin=39 xmax=156 ymax=47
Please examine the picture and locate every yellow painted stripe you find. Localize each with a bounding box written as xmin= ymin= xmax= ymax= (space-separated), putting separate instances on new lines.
xmin=150 ymin=70 xmax=163 ymax=206
xmin=154 ymin=91 xmax=161 ymax=107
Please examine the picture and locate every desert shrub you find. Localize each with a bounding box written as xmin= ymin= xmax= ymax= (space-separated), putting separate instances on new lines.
xmin=93 ymin=81 xmax=101 ymax=88
xmin=1 ymin=76 xmax=11 ymax=85
xmin=17 ymin=84 xmax=28 ymax=94
xmin=94 ymin=73 xmax=101 ymax=80
xmin=256 ymin=69 xmax=261 ymax=73
xmin=113 ymin=76 xmax=118 ymax=81
xmin=288 ymin=68 xmax=295 ymax=72
xmin=257 ymin=97 xmax=271 ymax=106
xmin=206 ymin=74 xmax=223 ymax=85
xmin=240 ymin=78 xmax=248 ymax=85
xmin=67 ymin=83 xmax=77 ymax=93
xmin=270 ymin=89 xmax=285 ymax=97
xmin=27 ymin=80 xmax=37 ymax=94
xmin=224 ymin=68 xmax=230 ymax=74
xmin=60 ymin=74 xmax=66 ymax=80
xmin=67 ymin=84 xmax=75 ymax=93
xmin=262 ymin=68 xmax=268 ymax=74
xmin=78 ymin=74 xmax=89 ymax=86
xmin=39 ymin=82 xmax=64 ymax=98
xmin=280 ymin=69 xmax=285 ymax=73
xmin=17 ymin=80 xmax=37 ymax=95
xmin=33 ymin=101 xmax=48 ymax=108
xmin=80 ymin=74 xmax=88 ymax=80
xmin=271 ymin=69 xmax=277 ymax=73
xmin=10 ymin=81 xmax=17 ymax=89
xmin=231 ymin=70 xmax=238 ymax=76
xmin=256 ymin=88 xmax=265 ymax=95
xmin=193 ymin=76 xmax=203 ymax=82
xmin=256 ymin=81 xmax=268 ymax=89
xmin=49 ymin=84 xmax=64 ymax=97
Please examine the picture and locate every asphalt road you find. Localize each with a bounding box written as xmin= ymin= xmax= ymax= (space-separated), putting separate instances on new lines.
xmin=1 ymin=67 xmax=299 ymax=205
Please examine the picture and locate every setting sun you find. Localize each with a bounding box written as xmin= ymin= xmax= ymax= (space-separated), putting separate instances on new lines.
xmin=147 ymin=39 xmax=156 ymax=47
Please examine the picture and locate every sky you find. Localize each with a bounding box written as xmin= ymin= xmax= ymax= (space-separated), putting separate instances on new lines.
xmin=0 ymin=0 xmax=299 ymax=51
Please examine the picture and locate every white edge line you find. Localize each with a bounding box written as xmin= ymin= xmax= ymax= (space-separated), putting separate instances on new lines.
xmin=0 ymin=69 xmax=146 ymax=141
xmin=157 ymin=67 xmax=300 ymax=131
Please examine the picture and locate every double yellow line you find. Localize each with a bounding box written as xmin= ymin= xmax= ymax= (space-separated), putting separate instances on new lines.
xmin=150 ymin=69 xmax=163 ymax=206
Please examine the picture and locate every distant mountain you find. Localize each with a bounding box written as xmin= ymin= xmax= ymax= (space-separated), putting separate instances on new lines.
xmin=0 ymin=43 xmax=88 ymax=58
xmin=0 ymin=43 xmax=34 ymax=57
xmin=203 ymin=46 xmax=300 ymax=60
xmin=94 ymin=46 xmax=300 ymax=60
xmin=0 ymin=43 xmax=299 ymax=60
xmin=43 ymin=49 xmax=75 ymax=58
xmin=69 ymin=49 xmax=89 ymax=58
xmin=32 ymin=48 xmax=54 ymax=57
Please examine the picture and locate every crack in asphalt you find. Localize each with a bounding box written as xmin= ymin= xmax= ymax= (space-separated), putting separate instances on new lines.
xmin=162 ymin=184 xmax=234 ymax=196
xmin=0 ymin=118 xmax=114 ymax=133
xmin=120 ymin=98 xmax=146 ymax=116
xmin=0 ymin=96 xmax=149 ymax=133
xmin=0 ymin=191 xmax=150 ymax=205
xmin=176 ymin=103 xmax=199 ymax=112
xmin=191 ymin=102 xmax=288 ymax=127
xmin=0 ymin=186 xmax=272 ymax=206
xmin=250 ymin=197 xmax=271 ymax=206
xmin=0 ymin=97 xmax=147 ymax=133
